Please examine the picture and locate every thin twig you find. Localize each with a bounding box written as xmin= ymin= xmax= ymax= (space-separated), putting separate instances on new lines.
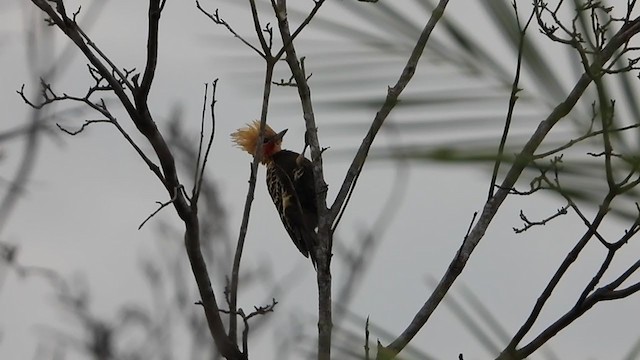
xmin=18 ymin=80 xmax=166 ymax=184
xmin=533 ymin=123 xmax=640 ymax=159
xmin=249 ymin=0 xmax=272 ymax=56
xmin=196 ymin=80 xmax=218 ymax=201
xmin=192 ymin=80 xmax=218 ymax=205
xmin=488 ymin=3 xmax=535 ymax=199
xmin=196 ymin=2 xmax=266 ymax=58
xmin=138 ymin=186 xmax=182 ymax=230
xmin=364 ymin=316 xmax=371 ymax=360
xmin=498 ymin=189 xmax=615 ymax=359
xmin=74 ymin=26 xmax=135 ymax=92
xmin=512 ymin=206 xmax=569 ymax=234
xmin=56 ymin=120 xmax=111 ymax=135
xmin=192 ymin=82 xmax=209 ymax=200
xmin=273 ymin=0 xmax=326 ymax=60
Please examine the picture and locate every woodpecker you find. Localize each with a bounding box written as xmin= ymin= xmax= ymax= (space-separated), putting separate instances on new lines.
xmin=231 ymin=120 xmax=318 ymax=266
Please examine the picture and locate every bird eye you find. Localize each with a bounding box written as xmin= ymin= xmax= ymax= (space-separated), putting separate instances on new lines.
xmin=263 ymin=137 xmax=270 ymax=144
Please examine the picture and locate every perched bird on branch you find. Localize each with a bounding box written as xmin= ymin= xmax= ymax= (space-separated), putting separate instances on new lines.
xmin=231 ymin=120 xmax=318 ymax=266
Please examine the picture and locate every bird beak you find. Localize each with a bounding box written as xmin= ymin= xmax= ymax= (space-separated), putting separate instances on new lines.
xmin=269 ymin=129 xmax=288 ymax=143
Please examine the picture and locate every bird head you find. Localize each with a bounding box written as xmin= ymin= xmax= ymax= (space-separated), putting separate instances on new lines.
xmin=231 ymin=120 xmax=287 ymax=164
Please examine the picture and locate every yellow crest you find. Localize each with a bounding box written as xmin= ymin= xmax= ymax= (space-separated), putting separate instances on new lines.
xmin=231 ymin=120 xmax=279 ymax=162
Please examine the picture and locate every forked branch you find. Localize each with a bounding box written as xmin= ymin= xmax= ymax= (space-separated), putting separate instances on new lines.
xmin=27 ymin=1 xmax=244 ymax=358
xmin=377 ymin=7 xmax=640 ymax=360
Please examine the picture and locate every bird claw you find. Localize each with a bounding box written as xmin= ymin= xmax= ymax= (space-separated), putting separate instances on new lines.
xmin=317 ymin=183 xmax=329 ymax=195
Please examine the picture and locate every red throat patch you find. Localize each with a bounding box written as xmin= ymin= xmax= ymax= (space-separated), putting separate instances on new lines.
xmin=263 ymin=142 xmax=276 ymax=158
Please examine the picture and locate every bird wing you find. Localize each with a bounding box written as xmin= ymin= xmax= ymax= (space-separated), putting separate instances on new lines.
xmin=267 ymin=161 xmax=318 ymax=265
xmin=293 ymin=156 xmax=318 ymax=231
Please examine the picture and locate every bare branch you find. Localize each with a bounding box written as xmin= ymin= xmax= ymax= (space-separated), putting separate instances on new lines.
xmin=382 ymin=8 xmax=640 ymax=360
xmin=511 ymin=258 xmax=640 ymax=359
xmin=136 ymin=0 xmax=163 ymax=102
xmin=272 ymin=57 xmax=312 ymax=86
xmin=513 ymin=206 xmax=569 ymax=234
xmin=20 ymin=79 xmax=166 ymax=184
xmin=229 ymin=58 xmax=277 ymax=346
xmin=488 ymin=3 xmax=535 ymax=199
xmin=138 ymin=185 xmax=183 ymax=230
xmin=27 ymin=1 xmax=244 ymax=358
xmin=249 ymin=0 xmax=272 ymax=56
xmin=497 ymin=197 xmax=612 ymax=359
xmin=533 ymin=123 xmax=640 ymax=159
xmin=192 ymin=80 xmax=218 ymax=206
xmin=196 ymin=2 xmax=266 ymax=58
xmin=273 ymin=0 xmax=326 ymax=60
xmin=192 ymin=82 xmax=210 ymax=201
xmin=364 ymin=316 xmax=371 ymax=360
xmin=272 ymin=2 xmax=333 ymax=359
xmin=55 ymin=120 xmax=109 ymax=135
xmin=330 ymin=0 xmax=450 ymax=230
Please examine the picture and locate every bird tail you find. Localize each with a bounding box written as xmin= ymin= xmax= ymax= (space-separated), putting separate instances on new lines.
xmin=303 ymin=228 xmax=318 ymax=269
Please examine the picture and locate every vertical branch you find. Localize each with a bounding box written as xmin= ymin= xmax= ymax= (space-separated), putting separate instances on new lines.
xmin=593 ymin=74 xmax=616 ymax=188
xmin=271 ymin=2 xmax=332 ymax=359
xmin=186 ymin=217 xmax=244 ymax=360
xmin=272 ymin=0 xmax=329 ymax=238
xmin=192 ymin=80 xmax=218 ymax=206
xmin=229 ymin=60 xmax=277 ymax=344
xmin=192 ymin=83 xmax=209 ymax=199
xmin=248 ymin=0 xmax=272 ymax=57
xmin=137 ymin=0 xmax=162 ymax=101
xmin=488 ymin=4 xmax=535 ymax=199
xmin=226 ymin=2 xmax=279 ymax=343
